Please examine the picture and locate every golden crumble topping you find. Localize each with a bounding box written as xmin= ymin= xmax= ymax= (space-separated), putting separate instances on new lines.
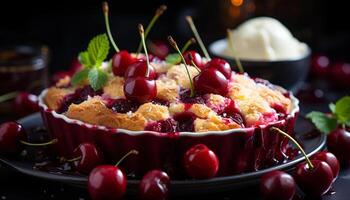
xmin=194 ymin=115 xmax=240 ymax=132
xmin=156 ymin=76 xmax=179 ymax=102
xmin=66 ymin=97 xmax=146 ymax=130
xmin=136 ymin=103 xmax=169 ymax=121
xmin=44 ymin=87 xmax=73 ymax=110
xmin=188 ymin=104 xmax=215 ymax=119
xmin=166 ymin=64 xmax=200 ymax=89
xmin=103 ymin=76 xmax=125 ymax=99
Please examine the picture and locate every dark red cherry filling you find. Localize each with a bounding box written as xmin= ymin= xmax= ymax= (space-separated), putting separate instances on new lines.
xmin=179 ymin=89 xmax=206 ymax=104
xmin=145 ymin=118 xmax=177 ymax=133
xmin=57 ymin=86 xmax=102 ymax=113
xmin=106 ymin=99 xmax=140 ymax=114
xmin=174 ymin=112 xmax=196 ymax=132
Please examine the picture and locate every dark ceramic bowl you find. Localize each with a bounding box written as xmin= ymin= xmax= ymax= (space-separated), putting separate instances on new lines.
xmin=209 ymin=39 xmax=311 ymax=91
xmin=38 ymin=87 xmax=299 ymax=178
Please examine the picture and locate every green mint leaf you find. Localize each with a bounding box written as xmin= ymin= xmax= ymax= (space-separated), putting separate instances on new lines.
xmin=335 ymin=96 xmax=350 ymax=124
xmin=88 ymin=68 xmax=108 ymax=91
xmin=306 ymin=111 xmax=338 ymax=134
xmin=329 ymin=103 xmax=336 ymax=114
xmin=71 ymin=68 xmax=90 ymax=86
xmin=87 ymin=34 xmax=110 ymax=66
xmin=165 ymin=53 xmax=181 ymax=64
xmin=78 ymin=51 xmax=93 ymax=68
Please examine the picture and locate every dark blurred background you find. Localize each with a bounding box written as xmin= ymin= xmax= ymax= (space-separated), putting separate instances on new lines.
xmin=1 ymin=0 xmax=349 ymax=73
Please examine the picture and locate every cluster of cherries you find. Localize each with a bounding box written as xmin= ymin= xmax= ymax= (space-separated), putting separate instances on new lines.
xmin=0 ymin=120 xmax=221 ymax=200
xmin=259 ymin=127 xmax=350 ymax=200
xmin=311 ymin=54 xmax=350 ymax=87
xmin=2 ymin=119 xmax=349 ymax=200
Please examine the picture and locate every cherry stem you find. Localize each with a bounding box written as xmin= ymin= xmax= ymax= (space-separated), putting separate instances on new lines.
xmin=168 ymin=36 xmax=195 ymax=97
xmin=227 ymin=29 xmax=244 ymax=73
xmin=66 ymin=156 xmax=82 ymax=163
xmin=115 ymin=149 xmax=139 ymax=167
xmin=181 ymin=38 xmax=196 ymax=53
xmin=188 ymin=54 xmax=201 ymax=72
xmin=0 ymin=91 xmax=19 ymax=103
xmin=20 ymin=139 xmax=58 ymax=147
xmin=136 ymin=5 xmax=167 ymax=54
xmin=270 ymin=127 xmax=314 ymax=169
xmin=186 ymin=16 xmax=210 ymax=60
xmin=102 ymin=2 xmax=119 ymax=52
xmin=139 ymin=24 xmax=150 ymax=77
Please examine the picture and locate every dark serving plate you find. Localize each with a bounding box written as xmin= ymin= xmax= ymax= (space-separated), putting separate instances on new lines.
xmin=0 ymin=113 xmax=326 ymax=196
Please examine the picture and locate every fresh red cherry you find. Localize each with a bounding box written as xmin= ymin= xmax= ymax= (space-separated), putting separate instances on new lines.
xmin=205 ymin=58 xmax=232 ymax=79
xmin=329 ymin=62 xmax=350 ymax=87
xmin=88 ymin=165 xmax=126 ymax=200
xmin=327 ymin=128 xmax=350 ymax=165
xmin=183 ymin=51 xmax=203 ymax=69
xmin=310 ymin=54 xmax=330 ymax=77
xmin=124 ymin=60 xmax=156 ymax=79
xmin=194 ymin=68 xmax=228 ymax=96
xmin=0 ymin=121 xmax=24 ymax=155
xmin=294 ymin=160 xmax=333 ymax=196
xmin=51 ymin=71 xmax=72 ymax=84
xmin=112 ymin=50 xmax=136 ymax=76
xmin=139 ymin=170 xmax=170 ymax=200
xmin=71 ymin=143 xmax=104 ymax=174
xmin=70 ymin=58 xmax=83 ymax=74
xmin=311 ymin=151 xmax=340 ymax=180
xmin=124 ymin=77 xmax=157 ymax=103
xmin=260 ymin=170 xmax=296 ymax=200
xmin=183 ymin=144 xmax=219 ymax=179
xmin=148 ymin=40 xmax=169 ymax=59
xmin=14 ymin=92 xmax=40 ymax=117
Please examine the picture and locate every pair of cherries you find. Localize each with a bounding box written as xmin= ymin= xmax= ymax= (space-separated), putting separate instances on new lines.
xmin=193 ymin=57 xmax=232 ymax=96
xmin=260 ymin=151 xmax=340 ymax=200
xmin=88 ymin=150 xmax=170 ymax=200
xmin=112 ymin=50 xmax=157 ymax=103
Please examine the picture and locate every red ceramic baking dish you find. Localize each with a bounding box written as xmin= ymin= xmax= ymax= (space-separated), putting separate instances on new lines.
xmin=38 ymin=88 xmax=299 ymax=178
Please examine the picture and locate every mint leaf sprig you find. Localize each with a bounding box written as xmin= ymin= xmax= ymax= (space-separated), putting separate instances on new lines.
xmin=71 ymin=34 xmax=110 ymax=91
xmin=306 ymin=96 xmax=350 ymax=134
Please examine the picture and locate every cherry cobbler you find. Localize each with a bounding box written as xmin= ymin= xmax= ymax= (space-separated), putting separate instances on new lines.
xmin=44 ymin=55 xmax=291 ymax=133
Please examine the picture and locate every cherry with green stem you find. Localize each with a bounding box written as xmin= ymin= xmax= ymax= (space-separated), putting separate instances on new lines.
xmin=181 ymin=38 xmax=196 ymax=53
xmin=124 ymin=24 xmax=157 ymax=103
xmin=186 ymin=16 xmax=210 ymax=60
xmin=102 ymin=1 xmax=119 ymax=52
xmin=88 ymin=150 xmax=139 ymax=200
xmin=0 ymin=121 xmax=57 ymax=155
xmin=136 ymin=5 xmax=167 ymax=54
xmin=227 ymin=29 xmax=244 ymax=74
xmin=168 ymin=36 xmax=195 ymax=97
xmin=271 ymin=127 xmax=334 ymax=197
